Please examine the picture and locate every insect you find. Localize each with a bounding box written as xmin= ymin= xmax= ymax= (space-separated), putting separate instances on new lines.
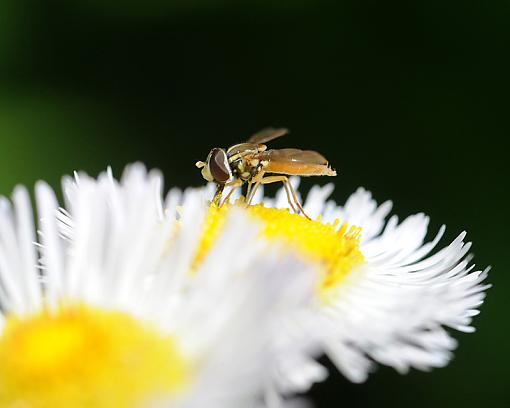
xmin=195 ymin=127 xmax=336 ymax=219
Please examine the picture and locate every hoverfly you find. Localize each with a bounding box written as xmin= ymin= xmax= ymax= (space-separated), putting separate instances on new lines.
xmin=195 ymin=128 xmax=336 ymax=219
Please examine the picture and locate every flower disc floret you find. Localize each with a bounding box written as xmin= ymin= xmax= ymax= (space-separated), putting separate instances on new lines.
xmin=0 ymin=304 xmax=189 ymax=408
xmin=195 ymin=203 xmax=364 ymax=301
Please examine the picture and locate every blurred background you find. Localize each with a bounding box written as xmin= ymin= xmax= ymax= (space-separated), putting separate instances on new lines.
xmin=0 ymin=0 xmax=507 ymax=406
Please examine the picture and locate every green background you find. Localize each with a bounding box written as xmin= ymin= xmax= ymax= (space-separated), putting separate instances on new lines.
xmin=0 ymin=1 xmax=507 ymax=406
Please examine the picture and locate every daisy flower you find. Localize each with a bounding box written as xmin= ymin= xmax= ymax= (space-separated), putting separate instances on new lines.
xmin=0 ymin=164 xmax=316 ymax=408
xmin=200 ymin=178 xmax=490 ymax=394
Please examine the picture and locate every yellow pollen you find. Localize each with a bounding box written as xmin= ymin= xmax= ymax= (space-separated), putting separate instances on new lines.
xmin=0 ymin=304 xmax=189 ymax=408
xmin=194 ymin=203 xmax=364 ymax=302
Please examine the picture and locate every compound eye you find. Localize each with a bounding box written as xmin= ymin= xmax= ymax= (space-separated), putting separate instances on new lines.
xmin=209 ymin=148 xmax=232 ymax=184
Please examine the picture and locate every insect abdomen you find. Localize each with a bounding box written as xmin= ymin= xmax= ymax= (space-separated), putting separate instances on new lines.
xmin=264 ymin=161 xmax=336 ymax=176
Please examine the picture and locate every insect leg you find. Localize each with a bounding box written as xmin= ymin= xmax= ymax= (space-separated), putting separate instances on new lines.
xmin=246 ymin=170 xmax=267 ymax=205
xmin=221 ymin=180 xmax=243 ymax=206
xmin=256 ymin=176 xmax=308 ymax=218
xmin=212 ymin=184 xmax=225 ymax=206
xmin=280 ymin=179 xmax=302 ymax=216
xmin=246 ymin=181 xmax=253 ymax=203
xmin=283 ymin=178 xmax=310 ymax=220
xmin=246 ymin=181 xmax=262 ymax=204
xmin=245 ymin=171 xmax=263 ymax=205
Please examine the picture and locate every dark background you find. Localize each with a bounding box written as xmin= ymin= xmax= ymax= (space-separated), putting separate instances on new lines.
xmin=0 ymin=1 xmax=507 ymax=406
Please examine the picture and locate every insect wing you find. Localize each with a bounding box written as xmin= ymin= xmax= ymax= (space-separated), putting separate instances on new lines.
xmin=246 ymin=127 xmax=289 ymax=144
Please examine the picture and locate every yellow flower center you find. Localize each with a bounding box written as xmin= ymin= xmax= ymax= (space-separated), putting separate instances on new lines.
xmin=0 ymin=304 xmax=189 ymax=408
xmin=194 ymin=203 xmax=364 ymax=302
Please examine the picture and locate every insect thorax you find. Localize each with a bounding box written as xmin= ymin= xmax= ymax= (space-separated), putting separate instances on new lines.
xmin=226 ymin=143 xmax=267 ymax=183
xmin=230 ymin=157 xmax=264 ymax=182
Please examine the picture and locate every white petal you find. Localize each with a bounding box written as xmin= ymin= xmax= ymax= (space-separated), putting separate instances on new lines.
xmin=268 ymin=183 xmax=490 ymax=385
